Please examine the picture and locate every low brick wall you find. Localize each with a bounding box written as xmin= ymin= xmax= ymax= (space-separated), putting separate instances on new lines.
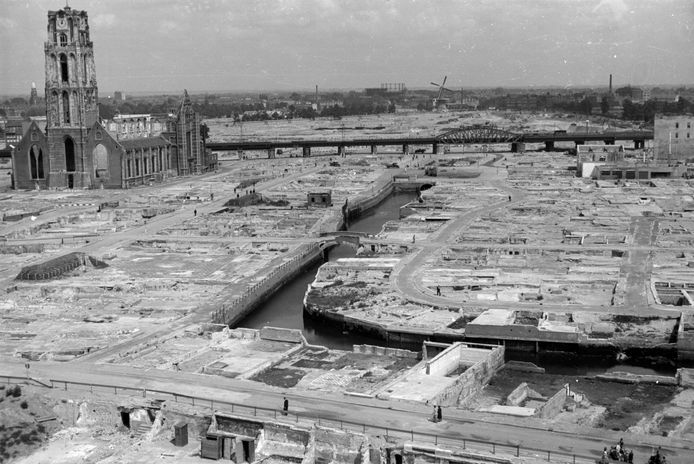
xmin=16 ymin=252 xmax=107 ymax=281
xmin=259 ymin=327 xmax=305 ymax=344
xmin=353 ymin=344 xmax=419 ymax=359
xmin=506 ymin=382 xmax=529 ymax=406
xmin=430 ymin=345 xmax=505 ymax=407
xmin=538 ymin=385 xmax=567 ymax=419
xmin=0 ymin=243 xmax=45 ymax=254
xmin=425 ymin=344 xmax=463 ymax=377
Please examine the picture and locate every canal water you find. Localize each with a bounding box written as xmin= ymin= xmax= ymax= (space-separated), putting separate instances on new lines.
xmin=237 ymin=191 xmax=677 ymax=374
xmin=236 ymin=191 xmax=416 ymax=350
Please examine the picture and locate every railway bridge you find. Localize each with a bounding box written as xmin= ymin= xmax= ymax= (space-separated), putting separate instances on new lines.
xmin=206 ymin=125 xmax=653 ymax=158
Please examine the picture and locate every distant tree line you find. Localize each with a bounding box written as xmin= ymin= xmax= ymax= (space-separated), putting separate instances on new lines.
xmin=94 ymin=93 xmax=394 ymax=121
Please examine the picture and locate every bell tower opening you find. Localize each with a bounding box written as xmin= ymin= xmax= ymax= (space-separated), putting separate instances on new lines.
xmin=65 ymin=137 xmax=75 ymax=172
xmin=60 ymin=54 xmax=68 ymax=82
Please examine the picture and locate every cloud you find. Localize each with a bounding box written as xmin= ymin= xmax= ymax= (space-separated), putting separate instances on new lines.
xmin=91 ymin=13 xmax=116 ymax=28
xmin=158 ymin=20 xmax=179 ymax=34
xmin=0 ymin=17 xmax=17 ymax=30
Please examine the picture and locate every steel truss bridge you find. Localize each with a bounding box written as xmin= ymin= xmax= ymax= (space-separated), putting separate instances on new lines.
xmin=206 ymin=125 xmax=653 ymax=156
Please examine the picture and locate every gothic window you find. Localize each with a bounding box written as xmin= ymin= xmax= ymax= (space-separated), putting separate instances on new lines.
xmin=60 ymin=54 xmax=69 ymax=82
xmin=67 ymin=17 xmax=73 ymax=41
xmin=31 ymin=132 xmax=38 ymax=142
xmin=135 ymin=159 xmax=140 ymax=177
xmin=127 ymin=159 xmax=132 ymax=178
xmin=62 ymin=91 xmax=70 ymax=124
xmin=51 ymin=91 xmax=59 ymax=126
xmin=64 ymin=137 xmax=76 ymax=172
xmin=29 ymin=145 xmax=44 ymax=179
xmin=83 ymin=55 xmax=88 ymax=84
xmin=93 ymin=144 xmax=108 ymax=178
xmin=59 ymin=33 xmax=67 ymax=46
xmin=69 ymin=54 xmax=77 ymax=83
xmin=96 ymin=131 xmax=102 ymax=140
xmin=50 ymin=54 xmax=58 ymax=83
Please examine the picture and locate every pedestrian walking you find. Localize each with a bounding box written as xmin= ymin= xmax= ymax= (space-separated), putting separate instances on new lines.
xmin=194 ymin=209 xmax=197 ymax=217
xmin=437 ymin=405 xmax=442 ymax=421
xmin=282 ymin=396 xmax=288 ymax=415
xmin=436 ymin=286 xmax=441 ymax=296
xmin=431 ymin=405 xmax=438 ymax=422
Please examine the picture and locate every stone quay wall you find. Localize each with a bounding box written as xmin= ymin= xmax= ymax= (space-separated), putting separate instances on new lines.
xmin=211 ymin=242 xmax=324 ymax=327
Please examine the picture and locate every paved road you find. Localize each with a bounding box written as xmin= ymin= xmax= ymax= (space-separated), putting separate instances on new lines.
xmin=2 ymin=360 xmax=690 ymax=464
xmin=394 ymin=173 xmax=528 ymax=308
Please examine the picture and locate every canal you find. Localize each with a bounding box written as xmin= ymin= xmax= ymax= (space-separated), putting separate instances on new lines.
xmin=236 ymin=191 xmax=677 ymax=375
xmin=236 ymin=191 xmax=416 ymax=350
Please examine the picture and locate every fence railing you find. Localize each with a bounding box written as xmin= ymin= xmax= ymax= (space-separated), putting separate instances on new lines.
xmin=1 ymin=374 xmax=594 ymax=464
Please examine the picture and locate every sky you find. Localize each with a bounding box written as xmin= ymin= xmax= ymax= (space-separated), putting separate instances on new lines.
xmin=1 ymin=0 xmax=693 ymax=95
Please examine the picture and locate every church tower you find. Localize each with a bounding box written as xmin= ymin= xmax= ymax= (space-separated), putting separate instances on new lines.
xmin=45 ymin=6 xmax=98 ymax=188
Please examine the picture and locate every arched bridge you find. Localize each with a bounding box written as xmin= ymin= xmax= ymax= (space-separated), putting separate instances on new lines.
xmin=437 ymin=125 xmax=522 ymax=144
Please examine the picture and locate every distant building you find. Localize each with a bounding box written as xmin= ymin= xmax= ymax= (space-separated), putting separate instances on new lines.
xmin=104 ymin=113 xmax=168 ymax=140
xmin=654 ymin=114 xmax=694 ymax=163
xmin=307 ymin=191 xmax=332 ymax=207
xmin=576 ymin=144 xmax=624 ymax=177
xmin=3 ymin=117 xmax=27 ymax=146
xmin=114 ymin=91 xmax=124 ymax=103
xmin=29 ymin=82 xmax=38 ymax=106
xmin=11 ymin=6 xmax=216 ymax=190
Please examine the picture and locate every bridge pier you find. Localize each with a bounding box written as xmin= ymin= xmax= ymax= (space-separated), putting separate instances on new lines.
xmin=267 ymin=148 xmax=275 ymax=159
xmin=371 ymin=145 xmax=378 ymax=155
xmin=544 ymin=141 xmax=554 ymax=151
xmin=302 ymin=146 xmax=311 ymax=157
xmin=338 ymin=145 xmax=346 ymax=157
xmin=511 ymin=142 xmax=525 ymax=153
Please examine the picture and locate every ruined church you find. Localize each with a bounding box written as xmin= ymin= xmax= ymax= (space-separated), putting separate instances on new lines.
xmin=11 ymin=6 xmax=216 ymax=190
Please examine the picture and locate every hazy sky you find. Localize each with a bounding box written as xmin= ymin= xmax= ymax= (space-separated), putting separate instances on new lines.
xmin=1 ymin=0 xmax=693 ymax=95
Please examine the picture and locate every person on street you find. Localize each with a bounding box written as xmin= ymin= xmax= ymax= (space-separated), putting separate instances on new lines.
xmin=282 ymin=396 xmax=288 ymax=415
